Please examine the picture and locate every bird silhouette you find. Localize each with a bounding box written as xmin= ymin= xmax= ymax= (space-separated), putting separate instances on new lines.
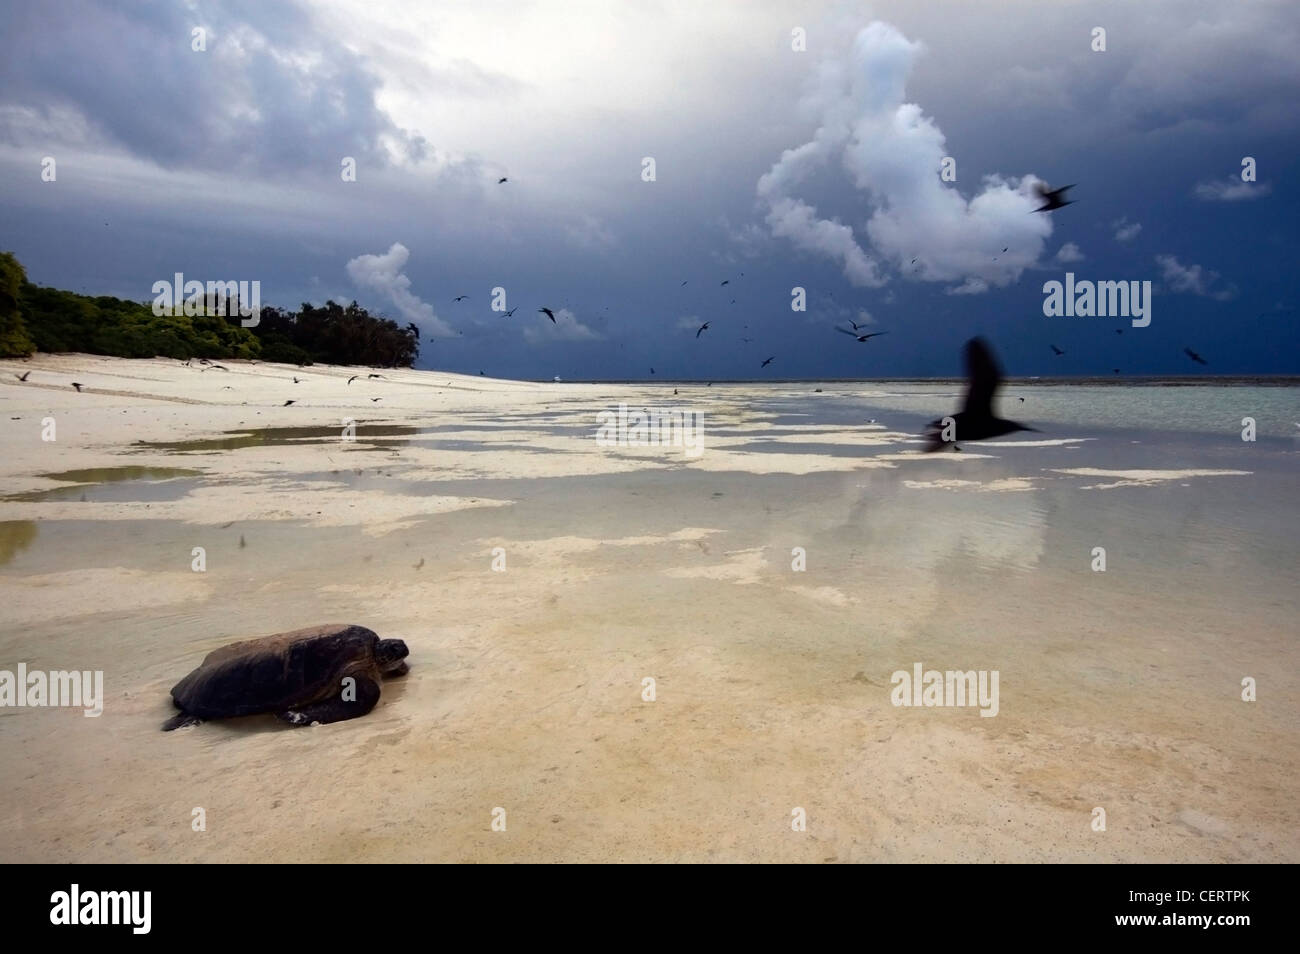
xmin=497 ymin=177 xmax=508 ymax=184
xmin=368 ymin=373 xmax=384 ymax=379
xmin=1033 ymin=183 xmax=1076 ymax=212
xmin=453 ymin=295 xmax=467 ymax=302
xmin=837 ymin=328 xmax=887 ymax=343
xmin=15 ymin=371 xmax=30 ymax=382
xmin=283 ymin=400 xmax=295 ymax=406
xmin=681 ymin=280 xmax=688 ymax=286
xmin=414 ymin=558 xmax=425 ymax=569
xmin=1050 ymin=344 xmax=1065 ymax=356
xmin=293 ymin=376 xmax=301 ymax=384
xmin=371 ymin=397 xmax=382 ymax=401
xmin=539 ymin=307 xmax=556 ymax=322
xmin=348 ymin=375 xmax=359 ymax=384
xmin=504 ymin=307 xmax=518 ymax=317
xmin=720 ymin=280 xmax=729 ymax=286
xmin=650 ymin=368 xmax=655 ymax=374
xmin=1184 ymin=347 xmax=1208 ymax=366
xmin=761 ymin=356 xmax=775 ymax=368
xmin=923 ymin=338 xmax=1038 ymax=452
xmin=696 ymin=322 xmax=710 ymax=338
xmin=71 ymin=382 xmax=84 ymax=392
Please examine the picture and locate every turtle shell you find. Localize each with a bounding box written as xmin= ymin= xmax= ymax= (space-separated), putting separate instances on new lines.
xmin=170 ymin=623 xmax=382 ymax=719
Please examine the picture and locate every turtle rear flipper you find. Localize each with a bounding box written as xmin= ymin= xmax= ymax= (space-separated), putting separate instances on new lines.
xmin=276 ymin=675 xmax=381 ymax=727
xmin=162 ymin=712 xmax=203 ymax=731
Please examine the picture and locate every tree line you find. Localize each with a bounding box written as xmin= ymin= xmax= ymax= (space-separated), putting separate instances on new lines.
xmin=0 ymin=252 xmax=420 ymax=367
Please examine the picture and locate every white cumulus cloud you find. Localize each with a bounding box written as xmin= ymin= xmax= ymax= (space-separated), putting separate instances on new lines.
xmin=756 ymin=21 xmax=1052 ymax=290
xmin=1155 ymin=254 xmax=1236 ymax=301
xmin=1112 ymin=217 xmax=1142 ymax=242
xmin=1193 ymin=177 xmax=1272 ymax=201
xmin=345 ymin=242 xmax=454 ymax=338
xmin=523 ymin=307 xmax=602 ymax=343
xmin=1055 ymin=242 xmax=1084 ymax=262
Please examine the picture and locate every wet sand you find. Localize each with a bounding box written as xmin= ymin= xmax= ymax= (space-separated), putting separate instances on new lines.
xmin=1 ymin=354 xmax=1297 ymax=862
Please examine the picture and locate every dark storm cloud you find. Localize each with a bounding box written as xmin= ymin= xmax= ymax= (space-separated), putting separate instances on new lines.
xmin=0 ymin=0 xmax=425 ymax=173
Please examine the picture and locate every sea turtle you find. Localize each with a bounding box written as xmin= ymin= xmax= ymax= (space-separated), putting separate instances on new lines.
xmin=162 ymin=623 xmax=408 ymax=731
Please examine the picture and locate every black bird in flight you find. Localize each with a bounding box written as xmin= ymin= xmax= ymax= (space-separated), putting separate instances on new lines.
xmin=71 ymin=382 xmax=84 ymax=392
xmin=696 ymin=322 xmax=710 ymax=338
xmin=1050 ymin=344 xmax=1065 ymax=356
xmin=680 ymin=280 xmax=688 ymax=286
xmin=348 ymin=375 xmax=359 ymax=384
xmin=761 ymin=356 xmax=775 ymax=368
xmin=283 ymin=400 xmax=295 ymax=406
xmin=741 ymin=337 xmax=753 ymax=343
xmin=1115 ymin=329 xmax=1123 ymax=335
xmin=923 ymin=338 xmax=1038 ymax=452
xmin=498 ymin=177 xmax=508 ymax=184
xmin=371 ymin=397 xmax=382 ymax=402
xmin=650 ymin=368 xmax=655 ymax=374
xmin=720 ymin=280 xmax=729 ymax=286
xmin=15 ymin=371 xmax=30 ymax=381
xmin=368 ymin=373 xmax=384 ymax=379
xmin=837 ymin=328 xmax=888 ymax=343
xmin=849 ymin=318 xmax=869 ymax=331
xmin=1184 ymin=347 xmax=1208 ymax=366
xmin=539 ymin=307 xmax=556 ymax=323
xmin=1033 ymin=183 xmax=1076 ymax=212
xmin=293 ymin=376 xmax=301 ymax=384
xmin=453 ymin=295 xmax=468 ymax=302
xmin=503 ymin=307 xmax=518 ymax=317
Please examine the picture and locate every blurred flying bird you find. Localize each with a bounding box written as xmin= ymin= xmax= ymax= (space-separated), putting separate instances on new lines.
xmin=15 ymin=371 xmax=30 ymax=381
xmin=348 ymin=375 xmax=359 ymax=384
xmin=71 ymin=382 xmax=84 ymax=391
xmin=696 ymin=322 xmax=710 ymax=338
xmin=1033 ymin=183 xmax=1076 ymax=212
xmin=924 ymin=338 xmax=1038 ymax=452
xmin=497 ymin=177 xmax=508 ymax=184
xmin=539 ymin=307 xmax=556 ymax=322
xmin=283 ymin=400 xmax=295 ymax=406
xmin=761 ymin=356 xmax=775 ymax=368
xmin=1050 ymin=345 xmax=1065 ymax=356
xmin=837 ymin=328 xmax=888 ymax=343
xmin=1184 ymin=347 xmax=1208 ymax=366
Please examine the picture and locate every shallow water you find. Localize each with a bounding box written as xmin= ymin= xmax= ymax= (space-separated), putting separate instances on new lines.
xmin=1 ymin=380 xmax=1297 ymax=862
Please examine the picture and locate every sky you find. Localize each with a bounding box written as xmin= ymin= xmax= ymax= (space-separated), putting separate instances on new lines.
xmin=1 ymin=0 xmax=1297 ymax=378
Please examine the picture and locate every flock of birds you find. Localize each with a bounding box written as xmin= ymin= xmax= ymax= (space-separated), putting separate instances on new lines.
xmin=5 ymin=180 xmax=1254 ymax=453
xmin=436 ymin=180 xmax=1214 ymax=381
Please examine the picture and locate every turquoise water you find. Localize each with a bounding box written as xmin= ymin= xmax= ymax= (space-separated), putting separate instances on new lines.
xmin=751 ymin=383 xmax=1300 ymax=440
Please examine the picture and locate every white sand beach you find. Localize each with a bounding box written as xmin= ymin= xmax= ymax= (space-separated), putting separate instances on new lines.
xmin=1 ymin=355 xmax=1297 ymax=862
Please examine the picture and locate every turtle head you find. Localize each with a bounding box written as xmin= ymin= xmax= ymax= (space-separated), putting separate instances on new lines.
xmin=376 ymin=638 xmax=409 ymax=676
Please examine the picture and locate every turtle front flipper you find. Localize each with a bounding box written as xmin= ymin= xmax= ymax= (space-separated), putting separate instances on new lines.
xmin=162 ymin=712 xmax=204 ymax=731
xmin=276 ymin=675 xmax=382 ymax=727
